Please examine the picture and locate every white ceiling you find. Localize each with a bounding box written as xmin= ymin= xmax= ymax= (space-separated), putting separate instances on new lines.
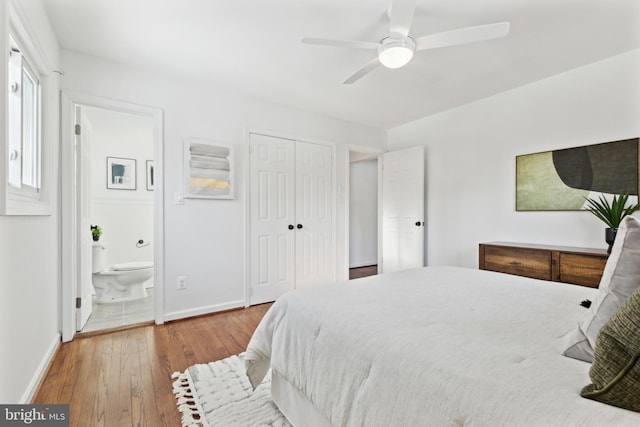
xmin=42 ymin=0 xmax=640 ymax=129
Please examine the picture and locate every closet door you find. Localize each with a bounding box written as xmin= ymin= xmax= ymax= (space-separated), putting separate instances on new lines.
xmin=295 ymin=141 xmax=334 ymax=288
xmin=249 ymin=134 xmax=335 ymax=304
xmin=249 ymin=134 xmax=296 ymax=304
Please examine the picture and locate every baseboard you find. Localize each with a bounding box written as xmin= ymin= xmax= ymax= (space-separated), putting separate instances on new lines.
xmin=23 ymin=333 xmax=61 ymax=404
xmin=164 ymin=300 xmax=245 ymax=322
xmin=349 ymin=261 xmax=377 ymax=268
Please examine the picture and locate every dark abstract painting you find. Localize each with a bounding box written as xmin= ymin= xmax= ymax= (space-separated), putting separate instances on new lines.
xmin=516 ymin=138 xmax=639 ymax=211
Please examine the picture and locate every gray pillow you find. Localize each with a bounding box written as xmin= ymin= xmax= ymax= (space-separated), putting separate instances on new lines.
xmin=563 ymin=215 xmax=640 ymax=362
xmin=581 ymin=285 xmax=640 ymax=411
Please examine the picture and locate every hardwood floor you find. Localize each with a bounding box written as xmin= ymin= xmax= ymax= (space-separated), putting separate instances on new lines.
xmin=32 ymin=303 xmax=272 ymax=427
xmin=349 ymin=265 xmax=378 ymax=279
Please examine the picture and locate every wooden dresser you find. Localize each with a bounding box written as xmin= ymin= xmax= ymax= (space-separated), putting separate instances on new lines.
xmin=479 ymin=242 xmax=609 ymax=288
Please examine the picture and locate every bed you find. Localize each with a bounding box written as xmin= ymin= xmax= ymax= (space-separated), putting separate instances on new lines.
xmin=244 ymin=220 xmax=640 ymax=426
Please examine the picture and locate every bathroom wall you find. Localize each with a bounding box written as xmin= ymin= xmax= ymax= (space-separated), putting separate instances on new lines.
xmin=84 ymin=107 xmax=154 ymax=271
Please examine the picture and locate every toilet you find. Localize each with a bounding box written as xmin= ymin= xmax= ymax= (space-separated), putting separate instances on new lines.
xmin=92 ymin=243 xmax=153 ymax=304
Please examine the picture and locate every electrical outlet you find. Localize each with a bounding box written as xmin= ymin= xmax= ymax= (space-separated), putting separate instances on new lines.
xmin=177 ymin=276 xmax=187 ymax=290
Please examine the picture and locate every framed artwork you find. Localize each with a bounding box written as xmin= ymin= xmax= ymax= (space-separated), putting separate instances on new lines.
xmin=183 ymin=138 xmax=234 ymax=199
xmin=516 ymin=138 xmax=639 ymax=211
xmin=146 ymin=160 xmax=154 ymax=191
xmin=107 ymin=157 xmax=136 ymax=190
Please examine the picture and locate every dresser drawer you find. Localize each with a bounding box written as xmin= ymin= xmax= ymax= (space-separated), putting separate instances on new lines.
xmin=482 ymin=246 xmax=551 ymax=281
xmin=479 ymin=242 xmax=608 ymax=288
xmin=559 ymin=253 xmax=608 ymax=288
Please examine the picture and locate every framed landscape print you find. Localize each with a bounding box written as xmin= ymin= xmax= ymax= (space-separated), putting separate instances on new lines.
xmin=107 ymin=157 xmax=136 ymax=190
xmin=516 ymin=138 xmax=639 ymax=211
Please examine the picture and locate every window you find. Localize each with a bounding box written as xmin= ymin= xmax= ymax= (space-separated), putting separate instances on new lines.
xmin=2 ymin=4 xmax=52 ymax=215
xmin=8 ymin=35 xmax=41 ymax=195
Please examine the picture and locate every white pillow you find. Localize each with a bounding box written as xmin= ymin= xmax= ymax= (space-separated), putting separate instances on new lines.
xmin=563 ymin=215 xmax=640 ymax=362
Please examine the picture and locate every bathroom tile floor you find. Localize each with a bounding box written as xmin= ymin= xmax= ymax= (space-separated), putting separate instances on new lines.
xmin=82 ymin=288 xmax=154 ymax=333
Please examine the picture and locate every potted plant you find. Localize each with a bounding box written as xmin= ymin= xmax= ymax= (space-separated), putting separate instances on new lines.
xmin=91 ymin=225 xmax=102 ymax=242
xmin=584 ymin=192 xmax=639 ymax=253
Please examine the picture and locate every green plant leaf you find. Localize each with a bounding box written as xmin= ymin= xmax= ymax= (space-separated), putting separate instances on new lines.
xmin=584 ymin=192 xmax=639 ymax=229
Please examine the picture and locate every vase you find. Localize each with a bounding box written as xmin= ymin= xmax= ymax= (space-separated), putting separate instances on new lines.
xmin=605 ymin=228 xmax=617 ymax=254
xmin=93 ymin=235 xmax=100 ymax=242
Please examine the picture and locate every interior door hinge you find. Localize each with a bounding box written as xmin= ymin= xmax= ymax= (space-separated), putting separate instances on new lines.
xmin=76 ymin=297 xmax=82 ymax=309
xmin=75 ymin=124 xmax=81 ymax=135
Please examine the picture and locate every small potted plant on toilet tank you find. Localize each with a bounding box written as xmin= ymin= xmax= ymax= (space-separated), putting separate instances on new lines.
xmin=91 ymin=225 xmax=102 ymax=241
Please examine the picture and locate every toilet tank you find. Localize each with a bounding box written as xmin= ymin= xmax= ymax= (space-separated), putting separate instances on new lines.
xmin=92 ymin=243 xmax=106 ymax=273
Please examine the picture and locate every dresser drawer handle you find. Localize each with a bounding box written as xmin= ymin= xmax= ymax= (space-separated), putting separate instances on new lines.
xmin=509 ymin=260 xmax=522 ymax=266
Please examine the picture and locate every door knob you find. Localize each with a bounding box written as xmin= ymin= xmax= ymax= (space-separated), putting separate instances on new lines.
xmin=297 ymin=224 xmax=303 ymax=229
xmin=288 ymin=225 xmax=294 ymax=230
xmin=415 ymin=221 xmax=422 ymax=226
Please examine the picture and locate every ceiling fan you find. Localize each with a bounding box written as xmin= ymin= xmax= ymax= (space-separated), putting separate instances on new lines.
xmin=301 ymin=0 xmax=510 ymax=84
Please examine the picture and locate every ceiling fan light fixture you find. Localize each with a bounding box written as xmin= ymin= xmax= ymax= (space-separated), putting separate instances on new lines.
xmin=378 ymin=37 xmax=415 ymax=69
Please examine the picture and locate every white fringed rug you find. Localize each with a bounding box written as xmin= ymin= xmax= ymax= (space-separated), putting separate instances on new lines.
xmin=172 ymin=354 xmax=291 ymax=427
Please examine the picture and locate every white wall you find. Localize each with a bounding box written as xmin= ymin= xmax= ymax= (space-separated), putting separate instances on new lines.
xmin=59 ymin=50 xmax=387 ymax=320
xmin=85 ymin=107 xmax=154 ymax=267
xmin=388 ymin=49 xmax=640 ymax=268
xmin=349 ymin=159 xmax=378 ymax=267
xmin=0 ymin=0 xmax=61 ymax=403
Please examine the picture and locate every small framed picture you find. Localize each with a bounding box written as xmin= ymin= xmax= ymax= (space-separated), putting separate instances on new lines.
xmin=107 ymin=157 xmax=136 ymax=190
xmin=146 ymin=160 xmax=154 ymax=191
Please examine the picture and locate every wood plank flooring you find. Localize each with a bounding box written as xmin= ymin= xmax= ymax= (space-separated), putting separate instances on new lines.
xmin=349 ymin=265 xmax=377 ymax=279
xmin=32 ymin=303 xmax=271 ymax=427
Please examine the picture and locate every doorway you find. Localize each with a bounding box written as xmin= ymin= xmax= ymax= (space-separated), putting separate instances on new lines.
xmin=61 ymin=92 xmax=164 ymax=342
xmin=79 ymin=106 xmax=156 ymax=333
xmin=346 ymin=145 xmax=425 ymax=280
xmin=347 ymin=147 xmax=383 ymax=280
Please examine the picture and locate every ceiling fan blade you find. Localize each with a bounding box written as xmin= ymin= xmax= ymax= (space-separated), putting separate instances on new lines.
xmin=301 ymin=37 xmax=379 ymax=50
xmin=389 ymin=0 xmax=416 ymax=38
xmin=343 ymin=57 xmax=380 ymax=84
xmin=415 ymin=22 xmax=510 ymax=51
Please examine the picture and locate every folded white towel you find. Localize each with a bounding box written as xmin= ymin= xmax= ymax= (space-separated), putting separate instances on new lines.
xmin=190 ymin=167 xmax=230 ymax=181
xmin=190 ymin=154 xmax=227 ymax=162
xmin=189 ymin=143 xmax=230 ymax=158
xmin=190 ymin=158 xmax=229 ymax=171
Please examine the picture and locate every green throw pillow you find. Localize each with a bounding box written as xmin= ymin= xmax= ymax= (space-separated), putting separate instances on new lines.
xmin=581 ymin=285 xmax=640 ymax=412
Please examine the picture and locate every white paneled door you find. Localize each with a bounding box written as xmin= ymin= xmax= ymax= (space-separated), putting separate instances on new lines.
xmin=249 ymin=133 xmax=334 ymax=304
xmin=76 ymin=106 xmax=93 ymax=331
xmin=380 ymin=146 xmax=425 ymax=273
xmin=249 ymin=134 xmax=296 ymax=304
xmin=294 ymin=140 xmax=334 ymax=288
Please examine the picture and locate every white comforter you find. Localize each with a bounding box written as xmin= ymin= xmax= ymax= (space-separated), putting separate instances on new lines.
xmin=245 ymin=266 xmax=640 ymax=426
